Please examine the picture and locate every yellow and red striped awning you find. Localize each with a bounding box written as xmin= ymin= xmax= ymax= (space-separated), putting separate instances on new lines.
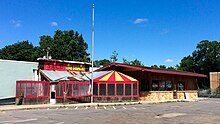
xmin=94 ymin=71 xmax=137 ymax=82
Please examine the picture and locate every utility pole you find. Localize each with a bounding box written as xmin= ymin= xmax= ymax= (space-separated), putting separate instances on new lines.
xmin=91 ymin=3 xmax=95 ymax=103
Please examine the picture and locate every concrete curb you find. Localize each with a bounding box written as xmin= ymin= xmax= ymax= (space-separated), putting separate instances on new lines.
xmin=0 ymin=99 xmax=200 ymax=112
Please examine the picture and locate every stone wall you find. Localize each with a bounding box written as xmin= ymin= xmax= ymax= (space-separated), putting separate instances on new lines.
xmin=139 ymin=91 xmax=173 ymax=101
xmin=139 ymin=90 xmax=198 ymax=101
xmin=176 ymin=91 xmax=198 ymax=100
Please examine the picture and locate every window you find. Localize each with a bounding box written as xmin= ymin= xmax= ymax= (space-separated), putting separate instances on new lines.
xmin=67 ymin=84 xmax=72 ymax=96
xmin=165 ymin=81 xmax=172 ymax=91
xmin=93 ymin=84 xmax=98 ymax=95
xmin=16 ymin=81 xmax=50 ymax=98
xmin=159 ymin=81 xmax=165 ymax=91
xmin=38 ymin=83 xmax=44 ymax=96
xmin=56 ymin=83 xmax=63 ymax=97
xmin=152 ymin=80 xmax=159 ymax=91
xmin=44 ymin=83 xmax=49 ymax=96
xmin=116 ymin=84 xmax=123 ymax=96
xmin=74 ymin=84 xmax=79 ymax=96
xmin=133 ymin=84 xmax=137 ymax=95
xmin=125 ymin=84 xmax=131 ymax=96
xmin=80 ymin=84 xmax=86 ymax=96
xmin=85 ymin=84 xmax=90 ymax=95
xmin=100 ymin=84 xmax=106 ymax=96
xmin=26 ymin=83 xmax=31 ymax=96
xmin=108 ymin=84 xmax=115 ymax=96
xmin=178 ymin=82 xmax=185 ymax=91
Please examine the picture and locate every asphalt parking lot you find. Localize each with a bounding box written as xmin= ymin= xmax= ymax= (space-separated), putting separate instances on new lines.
xmin=0 ymin=98 xmax=220 ymax=124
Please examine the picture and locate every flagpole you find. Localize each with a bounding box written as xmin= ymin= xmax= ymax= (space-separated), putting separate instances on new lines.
xmin=91 ymin=3 xmax=95 ymax=103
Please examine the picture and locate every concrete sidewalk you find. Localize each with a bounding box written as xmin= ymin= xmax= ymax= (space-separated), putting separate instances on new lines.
xmin=0 ymin=99 xmax=201 ymax=112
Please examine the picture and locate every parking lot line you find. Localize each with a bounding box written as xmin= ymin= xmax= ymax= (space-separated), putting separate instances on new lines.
xmin=103 ymin=106 xmax=107 ymax=110
xmin=123 ymin=107 xmax=127 ymax=109
xmin=95 ymin=106 xmax=98 ymax=110
xmin=133 ymin=107 xmax=136 ymax=109
xmin=75 ymin=107 xmax=78 ymax=110
xmin=85 ymin=107 xmax=88 ymax=110
xmin=113 ymin=106 xmax=116 ymax=110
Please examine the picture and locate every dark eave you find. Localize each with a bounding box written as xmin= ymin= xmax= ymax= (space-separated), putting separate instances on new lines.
xmin=96 ymin=62 xmax=207 ymax=78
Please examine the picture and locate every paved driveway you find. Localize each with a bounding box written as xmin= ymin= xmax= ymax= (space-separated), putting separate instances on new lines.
xmin=0 ymin=98 xmax=220 ymax=124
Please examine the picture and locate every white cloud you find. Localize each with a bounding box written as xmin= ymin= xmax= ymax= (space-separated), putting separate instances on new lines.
xmin=10 ymin=20 xmax=22 ymax=27
xmin=51 ymin=22 xmax=58 ymax=27
xmin=66 ymin=17 xmax=71 ymax=21
xmin=161 ymin=29 xmax=170 ymax=35
xmin=133 ymin=18 xmax=148 ymax=24
xmin=164 ymin=59 xmax=174 ymax=63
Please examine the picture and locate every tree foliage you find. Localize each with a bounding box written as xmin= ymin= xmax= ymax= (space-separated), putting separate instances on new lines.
xmin=110 ymin=50 xmax=118 ymax=62
xmin=39 ymin=30 xmax=90 ymax=62
xmin=178 ymin=40 xmax=220 ymax=88
xmin=94 ymin=59 xmax=111 ymax=67
xmin=123 ymin=58 xmax=144 ymax=66
xmin=0 ymin=41 xmax=39 ymax=61
xmin=178 ymin=40 xmax=220 ymax=74
xmin=0 ymin=30 xmax=90 ymax=62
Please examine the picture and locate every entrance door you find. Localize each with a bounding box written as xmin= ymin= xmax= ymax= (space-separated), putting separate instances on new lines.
xmin=50 ymin=84 xmax=56 ymax=104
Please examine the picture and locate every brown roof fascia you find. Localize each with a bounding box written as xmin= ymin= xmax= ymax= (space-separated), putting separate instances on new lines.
xmin=96 ymin=62 xmax=207 ymax=78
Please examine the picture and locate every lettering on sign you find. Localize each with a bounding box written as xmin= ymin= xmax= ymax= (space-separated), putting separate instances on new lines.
xmin=66 ymin=65 xmax=85 ymax=72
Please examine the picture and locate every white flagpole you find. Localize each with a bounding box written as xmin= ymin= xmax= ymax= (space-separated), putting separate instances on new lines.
xmin=91 ymin=3 xmax=95 ymax=103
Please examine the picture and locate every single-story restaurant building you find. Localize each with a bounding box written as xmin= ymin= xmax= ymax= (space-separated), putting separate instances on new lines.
xmin=95 ymin=63 xmax=207 ymax=101
xmin=15 ymin=59 xmax=207 ymax=104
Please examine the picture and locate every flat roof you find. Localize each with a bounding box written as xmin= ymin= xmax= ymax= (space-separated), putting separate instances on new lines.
xmin=96 ymin=62 xmax=207 ymax=78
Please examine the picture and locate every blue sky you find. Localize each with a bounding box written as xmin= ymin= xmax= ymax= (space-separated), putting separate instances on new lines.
xmin=0 ymin=0 xmax=220 ymax=67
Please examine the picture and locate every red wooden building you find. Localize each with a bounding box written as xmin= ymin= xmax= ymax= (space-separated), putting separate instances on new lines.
xmin=96 ymin=63 xmax=207 ymax=101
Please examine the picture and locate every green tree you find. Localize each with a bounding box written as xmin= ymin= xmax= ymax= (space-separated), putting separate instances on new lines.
xmin=130 ymin=59 xmax=144 ymax=66
xmin=0 ymin=41 xmax=38 ymax=61
xmin=94 ymin=59 xmax=111 ymax=67
xmin=151 ymin=65 xmax=159 ymax=68
xmin=110 ymin=50 xmax=118 ymax=62
xmin=39 ymin=30 xmax=90 ymax=62
xmin=123 ymin=58 xmax=130 ymax=65
xmin=179 ymin=40 xmax=220 ymax=74
xmin=159 ymin=65 xmax=167 ymax=69
xmin=178 ymin=40 xmax=220 ymax=88
xmin=123 ymin=58 xmax=144 ymax=66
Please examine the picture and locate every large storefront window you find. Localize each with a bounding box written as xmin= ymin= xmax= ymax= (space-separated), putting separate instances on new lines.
xmin=178 ymin=82 xmax=185 ymax=91
xmin=165 ymin=81 xmax=172 ymax=91
xmin=159 ymin=81 xmax=165 ymax=91
xmin=152 ymin=80 xmax=159 ymax=91
xmin=152 ymin=80 xmax=172 ymax=91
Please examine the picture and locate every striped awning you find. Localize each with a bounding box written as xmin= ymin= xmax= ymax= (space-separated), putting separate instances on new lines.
xmin=94 ymin=71 xmax=137 ymax=82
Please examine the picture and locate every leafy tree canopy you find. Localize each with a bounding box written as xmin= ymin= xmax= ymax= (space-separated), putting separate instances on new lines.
xmin=94 ymin=59 xmax=111 ymax=67
xmin=39 ymin=30 xmax=90 ymax=62
xmin=178 ymin=40 xmax=220 ymax=88
xmin=123 ymin=58 xmax=144 ymax=66
xmin=178 ymin=40 xmax=220 ymax=74
xmin=0 ymin=41 xmax=39 ymax=61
